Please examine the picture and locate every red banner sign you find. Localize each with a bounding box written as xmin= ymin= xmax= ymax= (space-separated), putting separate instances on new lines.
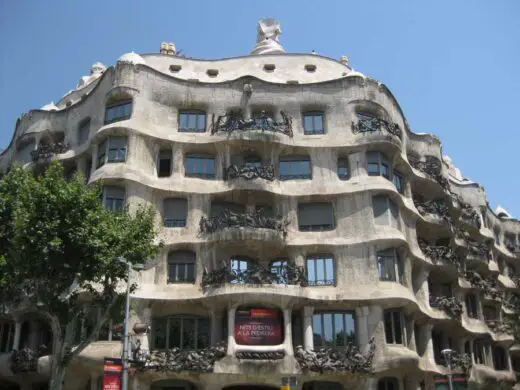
xmin=235 ymin=308 xmax=282 ymax=345
xmin=103 ymin=358 xmax=122 ymax=390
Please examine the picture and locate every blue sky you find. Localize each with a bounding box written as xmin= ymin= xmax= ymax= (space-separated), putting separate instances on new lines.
xmin=1 ymin=1 xmax=519 ymax=215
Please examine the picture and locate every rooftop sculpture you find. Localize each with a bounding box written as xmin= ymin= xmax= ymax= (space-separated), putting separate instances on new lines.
xmin=250 ymin=18 xmax=285 ymax=55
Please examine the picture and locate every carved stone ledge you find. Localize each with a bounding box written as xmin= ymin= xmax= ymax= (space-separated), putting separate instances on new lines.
xmin=31 ymin=142 xmax=70 ymax=162
xmin=210 ymin=110 xmax=293 ymax=137
xmin=199 ymin=208 xmax=289 ymax=238
xmin=418 ymin=239 xmax=460 ymax=268
xmin=351 ymin=117 xmax=401 ymax=138
xmin=136 ymin=343 xmax=227 ymax=373
xmin=236 ymin=350 xmax=285 ymax=360
xmin=413 ymin=194 xmax=451 ymax=223
xmin=430 ymin=295 xmax=463 ymax=317
xmin=226 ymin=164 xmax=275 ymax=181
xmin=202 ymin=262 xmax=308 ymax=288
xmin=294 ymin=337 xmax=375 ymax=374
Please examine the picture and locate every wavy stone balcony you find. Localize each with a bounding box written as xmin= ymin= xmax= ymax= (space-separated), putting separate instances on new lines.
xmin=455 ymin=197 xmax=482 ymax=229
xmin=429 ymin=295 xmax=463 ymax=318
xmin=226 ymin=164 xmax=275 ymax=181
xmin=413 ymin=195 xmax=451 ymax=224
xmin=201 ymin=262 xmax=307 ymax=288
xmin=407 ymin=152 xmax=450 ymax=192
xmin=210 ymin=110 xmax=293 ymax=137
xmin=294 ymin=338 xmax=375 ymax=374
xmin=485 ymin=319 xmax=515 ymax=337
xmin=418 ymin=239 xmax=460 ymax=269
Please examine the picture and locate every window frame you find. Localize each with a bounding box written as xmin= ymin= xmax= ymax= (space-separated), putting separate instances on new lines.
xmin=367 ymin=151 xmax=391 ymax=179
xmin=178 ymin=110 xmax=207 ymax=133
xmin=104 ymin=100 xmax=133 ymax=125
xmin=184 ymin=154 xmax=216 ymax=179
xmin=158 ymin=149 xmax=173 ymax=177
xmin=0 ymin=321 xmax=14 ymax=353
xmin=303 ymin=111 xmax=325 ymax=135
xmin=279 ymin=155 xmax=312 ymax=181
xmin=167 ymin=250 xmax=196 ymax=283
xmin=230 ymin=256 xmax=257 ymax=284
xmin=305 ymin=254 xmax=336 ymax=286
xmin=384 ymin=310 xmax=406 ymax=345
xmin=377 ymin=248 xmax=402 ymax=283
xmin=103 ymin=185 xmax=125 ymax=212
xmin=493 ymin=346 xmax=509 ymax=371
xmin=297 ymin=202 xmax=335 ymax=232
xmin=372 ymin=195 xmax=400 ymax=227
xmin=163 ymin=198 xmax=187 ymax=228
xmin=393 ymin=170 xmax=404 ymax=194
xmin=311 ymin=311 xmax=356 ymax=348
xmin=97 ymin=136 xmax=128 ymax=168
xmin=337 ymin=157 xmax=349 ymax=180
xmin=270 ymin=258 xmax=289 ymax=284
xmin=152 ymin=315 xmax=210 ymax=350
xmin=77 ymin=118 xmax=91 ymax=145
xmin=473 ymin=339 xmax=488 ymax=365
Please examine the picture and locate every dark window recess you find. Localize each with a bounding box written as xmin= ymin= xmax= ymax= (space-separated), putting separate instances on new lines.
xmin=97 ymin=137 xmax=128 ymax=168
xmin=378 ymin=378 xmax=399 ymax=390
xmin=270 ymin=259 xmax=289 ymax=284
xmin=244 ymin=155 xmax=262 ymax=169
xmin=211 ymin=202 xmax=246 ymax=218
xmin=306 ymin=255 xmax=335 ymax=286
xmin=393 ymin=171 xmax=404 ymax=194
xmin=103 ymin=186 xmax=125 ymax=212
xmin=312 ymin=312 xmax=356 ymax=348
xmin=367 ymin=151 xmax=390 ymax=179
xmin=337 ymin=158 xmax=349 ymax=180
xmin=279 ymin=156 xmax=312 ymax=180
xmin=77 ymin=118 xmax=90 ymax=145
xmin=230 ymin=256 xmax=256 ymax=284
xmin=158 ymin=150 xmax=172 ymax=177
xmin=303 ymin=382 xmax=343 ymax=390
xmin=185 ymin=155 xmax=215 ymax=179
xmin=167 ymin=251 xmax=196 ymax=283
xmin=298 ymin=202 xmax=335 ymax=231
xmin=152 ymin=316 xmax=209 ymax=349
xmin=377 ymin=249 xmax=401 ymax=282
xmin=303 ymin=112 xmax=324 ymax=135
xmin=163 ymin=198 xmax=187 ymax=227
xmin=465 ymin=294 xmax=478 ymax=318
xmin=473 ymin=340 xmax=486 ymax=365
xmin=104 ymin=100 xmax=132 ymax=124
xmin=493 ymin=347 xmax=508 ymax=370
xmin=179 ymin=111 xmax=206 ymax=132
xmin=384 ymin=310 xmax=404 ymax=344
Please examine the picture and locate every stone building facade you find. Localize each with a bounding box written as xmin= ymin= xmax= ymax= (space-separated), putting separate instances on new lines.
xmin=1 ymin=19 xmax=520 ymax=390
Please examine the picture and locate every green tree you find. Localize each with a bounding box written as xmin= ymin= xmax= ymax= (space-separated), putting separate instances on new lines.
xmin=0 ymin=162 xmax=160 ymax=390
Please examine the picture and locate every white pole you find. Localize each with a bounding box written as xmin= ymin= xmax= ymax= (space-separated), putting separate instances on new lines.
xmin=121 ymin=261 xmax=131 ymax=390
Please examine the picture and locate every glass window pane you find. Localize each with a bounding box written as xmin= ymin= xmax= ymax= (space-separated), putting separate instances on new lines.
xmin=325 ymin=258 xmax=334 ymax=283
xmin=188 ymin=114 xmax=197 ymax=129
xmin=304 ymin=116 xmax=314 ymax=131
xmin=153 ymin=319 xmax=167 ymax=349
xmin=345 ymin=314 xmax=356 ymax=343
xmin=169 ymin=318 xmax=181 ymax=348
xmin=393 ymin=313 xmax=403 ymax=344
xmin=323 ymin=313 xmax=333 ymax=345
xmin=368 ymin=163 xmax=380 ymax=176
xmin=206 ymin=158 xmax=215 ymax=175
xmin=182 ymin=318 xmax=196 ymax=349
xmin=314 ymin=115 xmax=323 ymax=131
xmin=196 ymin=114 xmax=206 ymax=131
xmin=186 ymin=263 xmax=195 ymax=282
xmin=316 ymin=260 xmax=325 ymax=284
xmin=280 ymin=161 xmax=290 ymax=177
xmin=312 ymin=315 xmax=323 ymax=347
xmin=180 ymin=113 xmax=188 ymax=129
xmin=334 ymin=313 xmax=344 ymax=346
xmin=307 ymin=259 xmax=316 ymax=284
xmin=197 ymin=319 xmax=210 ymax=349
xmin=384 ymin=312 xmax=394 ymax=343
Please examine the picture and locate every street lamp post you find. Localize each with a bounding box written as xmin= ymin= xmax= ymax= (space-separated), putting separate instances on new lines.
xmin=117 ymin=257 xmax=143 ymax=390
xmin=441 ymin=348 xmax=454 ymax=390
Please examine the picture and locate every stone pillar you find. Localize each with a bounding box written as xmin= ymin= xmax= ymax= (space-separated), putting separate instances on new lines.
xmin=355 ymin=306 xmax=370 ymax=350
xmin=227 ymin=307 xmax=236 ymax=356
xmin=210 ymin=310 xmax=223 ymax=346
xmin=407 ymin=318 xmax=416 ymax=352
xmin=302 ymin=306 xmax=314 ymax=351
xmin=283 ymin=308 xmax=293 ymax=356
xmin=13 ymin=320 xmax=22 ymax=350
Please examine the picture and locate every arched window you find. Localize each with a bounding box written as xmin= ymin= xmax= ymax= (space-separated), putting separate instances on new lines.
xmin=104 ymin=99 xmax=132 ymax=124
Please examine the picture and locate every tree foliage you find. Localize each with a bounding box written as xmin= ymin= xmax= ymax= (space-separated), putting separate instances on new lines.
xmin=0 ymin=161 xmax=160 ymax=388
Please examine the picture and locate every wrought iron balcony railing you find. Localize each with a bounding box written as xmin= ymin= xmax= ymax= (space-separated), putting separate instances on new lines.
xmin=429 ymin=295 xmax=463 ymax=318
xmin=31 ymin=142 xmax=70 ymax=162
xmin=201 ymin=262 xmax=308 ymax=288
xmin=294 ymin=337 xmax=375 ymax=374
xmin=236 ymin=350 xmax=285 ymax=360
xmin=418 ymin=239 xmax=460 ymax=268
xmin=407 ymin=152 xmax=450 ymax=192
xmin=504 ymin=293 xmax=520 ymax=313
xmin=413 ymin=195 xmax=451 ymax=223
xmin=134 ymin=342 xmax=227 ymax=372
xmin=455 ymin=230 xmax=492 ymax=262
xmin=351 ymin=117 xmax=401 ymax=138
xmin=226 ymin=164 xmax=275 ymax=181
xmin=485 ymin=319 xmax=514 ymax=336
xmin=455 ymin=198 xmax=482 ymax=229
xmin=210 ymin=111 xmax=293 ymax=137
xmin=464 ymin=271 xmax=504 ymax=301
xmin=199 ymin=208 xmax=289 ymax=238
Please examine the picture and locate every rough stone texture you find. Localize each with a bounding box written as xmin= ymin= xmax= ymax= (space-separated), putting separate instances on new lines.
xmin=1 ymin=24 xmax=520 ymax=390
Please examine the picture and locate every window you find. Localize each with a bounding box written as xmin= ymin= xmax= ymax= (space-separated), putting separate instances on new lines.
xmin=506 ymin=263 xmax=515 ymax=278
xmin=373 ymin=195 xmax=399 ymax=227
xmin=298 ymin=202 xmax=335 ymax=231
xmin=230 ymin=256 xmax=256 ymax=284
xmin=378 ymin=378 xmax=399 ymax=390
xmin=465 ymin=293 xmax=478 ymax=319
xmin=179 ymin=111 xmax=206 ymax=132
xmin=167 ymin=251 xmax=196 ymax=283
xmin=244 ymin=155 xmax=262 ymax=169
xmin=473 ymin=339 xmax=487 ymax=365
xmin=103 ymin=186 xmax=125 ymax=211
xmin=97 ymin=136 xmax=127 ymax=168
xmin=505 ymin=233 xmax=516 ymax=251
xmin=393 ymin=171 xmax=404 ymax=194
xmin=494 ymin=228 xmax=500 ymax=244
xmin=163 ymin=198 xmax=187 ymax=227
xmin=158 ymin=149 xmax=172 ymax=177
xmin=104 ymin=100 xmax=132 ymax=124
xmin=77 ymin=118 xmax=90 ymax=145
xmin=152 ymin=316 xmax=210 ymax=350
xmin=0 ymin=321 xmax=14 ymax=353
xmin=270 ymin=259 xmax=289 ymax=284
xmin=384 ymin=310 xmax=405 ymax=344
xmin=252 ymin=110 xmax=274 ymax=128
xmin=303 ymin=381 xmax=343 ymax=390
xmin=367 ymin=151 xmax=390 ymax=179
xmin=312 ymin=312 xmax=355 ymax=347
xmin=377 ymin=249 xmax=402 ymax=283
xmin=303 ymin=112 xmax=324 ymax=135
xmin=279 ymin=156 xmax=312 ymax=180
xmin=306 ymin=254 xmax=335 ymax=286
xmin=185 ymin=154 xmax=215 ymax=179
xmin=337 ymin=158 xmax=349 ymax=180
